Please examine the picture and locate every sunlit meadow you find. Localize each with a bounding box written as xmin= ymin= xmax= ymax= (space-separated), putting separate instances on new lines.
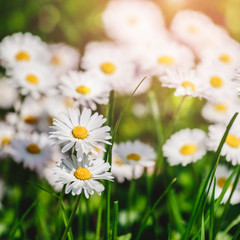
xmin=0 ymin=0 xmax=240 ymax=239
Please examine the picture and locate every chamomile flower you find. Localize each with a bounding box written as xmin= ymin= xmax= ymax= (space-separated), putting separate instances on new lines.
xmin=113 ymin=141 xmax=156 ymax=167
xmin=52 ymin=154 xmax=114 ymax=198
xmin=49 ymin=108 xmax=112 ymax=154
xmin=201 ymin=98 xmax=240 ymax=124
xmin=7 ymin=63 xmax=57 ymax=99
xmin=102 ymin=0 xmax=165 ymax=43
xmin=60 ymin=70 xmax=110 ymax=110
xmin=209 ymin=165 xmax=240 ymax=205
xmin=11 ymin=132 xmax=53 ymax=170
xmin=111 ymin=155 xmax=144 ymax=183
xmin=0 ymin=32 xmax=50 ymax=68
xmin=49 ymin=43 xmax=80 ymax=76
xmin=163 ymin=128 xmax=207 ymax=166
xmin=232 ymin=66 xmax=240 ymax=94
xmin=208 ymin=121 xmax=240 ymax=165
xmin=81 ymin=41 xmax=135 ymax=91
xmin=0 ymin=78 xmax=18 ymax=109
xmin=0 ymin=122 xmax=15 ymax=157
xmin=160 ymin=68 xmax=208 ymax=99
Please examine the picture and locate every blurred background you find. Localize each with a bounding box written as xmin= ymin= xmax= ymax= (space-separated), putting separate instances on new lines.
xmin=1 ymin=0 xmax=240 ymax=52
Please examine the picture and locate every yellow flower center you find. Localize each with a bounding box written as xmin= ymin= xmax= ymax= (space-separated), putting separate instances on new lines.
xmin=126 ymin=153 xmax=141 ymax=161
xmin=74 ymin=167 xmax=92 ymax=180
xmin=15 ymin=51 xmax=30 ymax=61
xmin=157 ymin=55 xmax=175 ymax=65
xmin=51 ymin=55 xmax=61 ymax=65
xmin=217 ymin=177 xmax=233 ymax=189
xmin=214 ymin=104 xmax=227 ymax=112
xmin=115 ymin=157 xmax=125 ymax=166
xmin=26 ymin=144 xmax=41 ymax=154
xmin=188 ymin=25 xmax=197 ymax=34
xmin=64 ymin=97 xmax=74 ymax=108
xmin=24 ymin=115 xmax=38 ymax=124
xmin=180 ymin=144 xmax=197 ymax=155
xmin=72 ymin=126 xmax=88 ymax=139
xmin=128 ymin=17 xmax=137 ymax=25
xmin=219 ymin=54 xmax=231 ymax=63
xmin=100 ymin=62 xmax=116 ymax=74
xmin=1 ymin=137 xmax=11 ymax=145
xmin=76 ymin=85 xmax=91 ymax=94
xmin=181 ymin=81 xmax=196 ymax=91
xmin=26 ymin=74 xmax=39 ymax=85
xmin=210 ymin=76 xmax=223 ymax=88
xmin=225 ymin=134 xmax=240 ymax=148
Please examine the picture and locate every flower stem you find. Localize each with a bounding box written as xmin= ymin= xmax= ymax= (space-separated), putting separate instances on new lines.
xmin=61 ymin=194 xmax=81 ymax=240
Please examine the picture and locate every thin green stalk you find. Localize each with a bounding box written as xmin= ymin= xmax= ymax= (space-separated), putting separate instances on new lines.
xmin=136 ymin=178 xmax=177 ymax=240
xmin=78 ymin=201 xmax=84 ymax=240
xmin=105 ymin=181 xmax=111 ymax=240
xmin=209 ymin=178 xmax=216 ymax=240
xmin=222 ymin=215 xmax=240 ymax=237
xmin=37 ymin=204 xmax=51 ymax=240
xmin=85 ymin=197 xmax=90 ymax=240
xmin=232 ymin=227 xmax=240 ymax=240
xmin=61 ymin=194 xmax=81 ymax=240
xmin=201 ymin=213 xmax=205 ymax=240
xmin=96 ymin=200 xmax=103 ymax=240
xmin=112 ymin=201 xmax=119 ymax=240
xmin=182 ymin=112 xmax=238 ymax=240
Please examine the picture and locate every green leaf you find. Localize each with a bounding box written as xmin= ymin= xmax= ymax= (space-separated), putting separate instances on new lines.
xmin=209 ymin=177 xmax=216 ymax=240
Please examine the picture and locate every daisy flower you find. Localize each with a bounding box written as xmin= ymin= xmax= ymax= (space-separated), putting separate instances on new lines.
xmin=201 ymin=98 xmax=240 ymax=124
xmin=49 ymin=108 xmax=112 ymax=154
xmin=0 ymin=78 xmax=18 ymax=109
xmin=11 ymin=132 xmax=53 ymax=170
xmin=196 ymin=63 xmax=238 ymax=101
xmin=160 ymin=68 xmax=208 ymax=99
xmin=138 ymin=41 xmax=195 ymax=76
xmin=52 ymin=153 xmax=114 ymax=198
xmin=59 ymin=70 xmax=110 ymax=110
xmin=102 ymin=0 xmax=165 ymax=43
xmin=113 ymin=141 xmax=156 ymax=167
xmin=232 ymin=66 xmax=240 ymax=94
xmin=0 ymin=122 xmax=15 ymax=157
xmin=49 ymin=43 xmax=80 ymax=76
xmin=209 ymin=165 xmax=240 ymax=205
xmin=111 ymin=155 xmax=144 ymax=183
xmin=0 ymin=32 xmax=50 ymax=68
xmin=7 ymin=63 xmax=57 ymax=99
xmin=208 ymin=120 xmax=240 ymax=165
xmin=163 ymin=128 xmax=207 ymax=166
xmin=81 ymin=41 xmax=135 ymax=91
xmin=170 ymin=10 xmax=229 ymax=52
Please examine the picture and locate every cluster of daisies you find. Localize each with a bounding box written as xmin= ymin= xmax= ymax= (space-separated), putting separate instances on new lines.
xmin=0 ymin=0 xmax=240 ymax=202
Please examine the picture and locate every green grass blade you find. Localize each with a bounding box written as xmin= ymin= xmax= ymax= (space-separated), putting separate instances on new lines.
xmin=232 ymin=227 xmax=240 ymax=240
xmin=201 ymin=213 xmax=205 ymax=240
xmin=96 ymin=200 xmax=103 ymax=240
xmin=182 ymin=112 xmax=238 ymax=240
xmin=209 ymin=177 xmax=216 ymax=240
xmin=136 ymin=178 xmax=176 ymax=240
xmin=112 ymin=201 xmax=119 ymax=240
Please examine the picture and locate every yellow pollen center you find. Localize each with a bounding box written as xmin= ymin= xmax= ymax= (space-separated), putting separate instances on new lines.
xmin=64 ymin=97 xmax=74 ymax=108
xmin=15 ymin=51 xmax=30 ymax=61
xmin=217 ymin=177 xmax=233 ymax=189
xmin=128 ymin=17 xmax=137 ymax=25
xmin=72 ymin=126 xmax=88 ymax=139
xmin=76 ymin=85 xmax=91 ymax=94
xmin=225 ymin=134 xmax=240 ymax=148
xmin=24 ymin=115 xmax=38 ymax=124
xmin=26 ymin=74 xmax=39 ymax=85
xmin=126 ymin=153 xmax=141 ymax=161
xmin=188 ymin=26 xmax=197 ymax=34
xmin=100 ymin=62 xmax=116 ymax=74
xmin=26 ymin=144 xmax=41 ymax=154
xmin=74 ymin=167 xmax=92 ymax=180
xmin=180 ymin=144 xmax=197 ymax=155
xmin=157 ymin=55 xmax=175 ymax=65
xmin=214 ymin=104 xmax=227 ymax=112
xmin=181 ymin=81 xmax=196 ymax=91
xmin=115 ymin=157 xmax=125 ymax=166
xmin=210 ymin=76 xmax=223 ymax=88
xmin=1 ymin=137 xmax=11 ymax=145
xmin=219 ymin=54 xmax=231 ymax=63
xmin=51 ymin=55 xmax=61 ymax=65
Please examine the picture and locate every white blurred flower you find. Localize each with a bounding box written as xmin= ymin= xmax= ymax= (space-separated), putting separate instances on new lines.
xmin=0 ymin=78 xmax=18 ymax=109
xmin=102 ymin=0 xmax=165 ymax=43
xmin=49 ymin=43 xmax=80 ymax=76
xmin=163 ymin=128 xmax=207 ymax=166
xmin=0 ymin=122 xmax=15 ymax=157
xmin=52 ymin=154 xmax=113 ymax=198
xmin=60 ymin=70 xmax=110 ymax=110
xmin=49 ymin=108 xmax=112 ymax=154
xmin=11 ymin=132 xmax=53 ymax=170
xmin=0 ymin=32 xmax=50 ymax=68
